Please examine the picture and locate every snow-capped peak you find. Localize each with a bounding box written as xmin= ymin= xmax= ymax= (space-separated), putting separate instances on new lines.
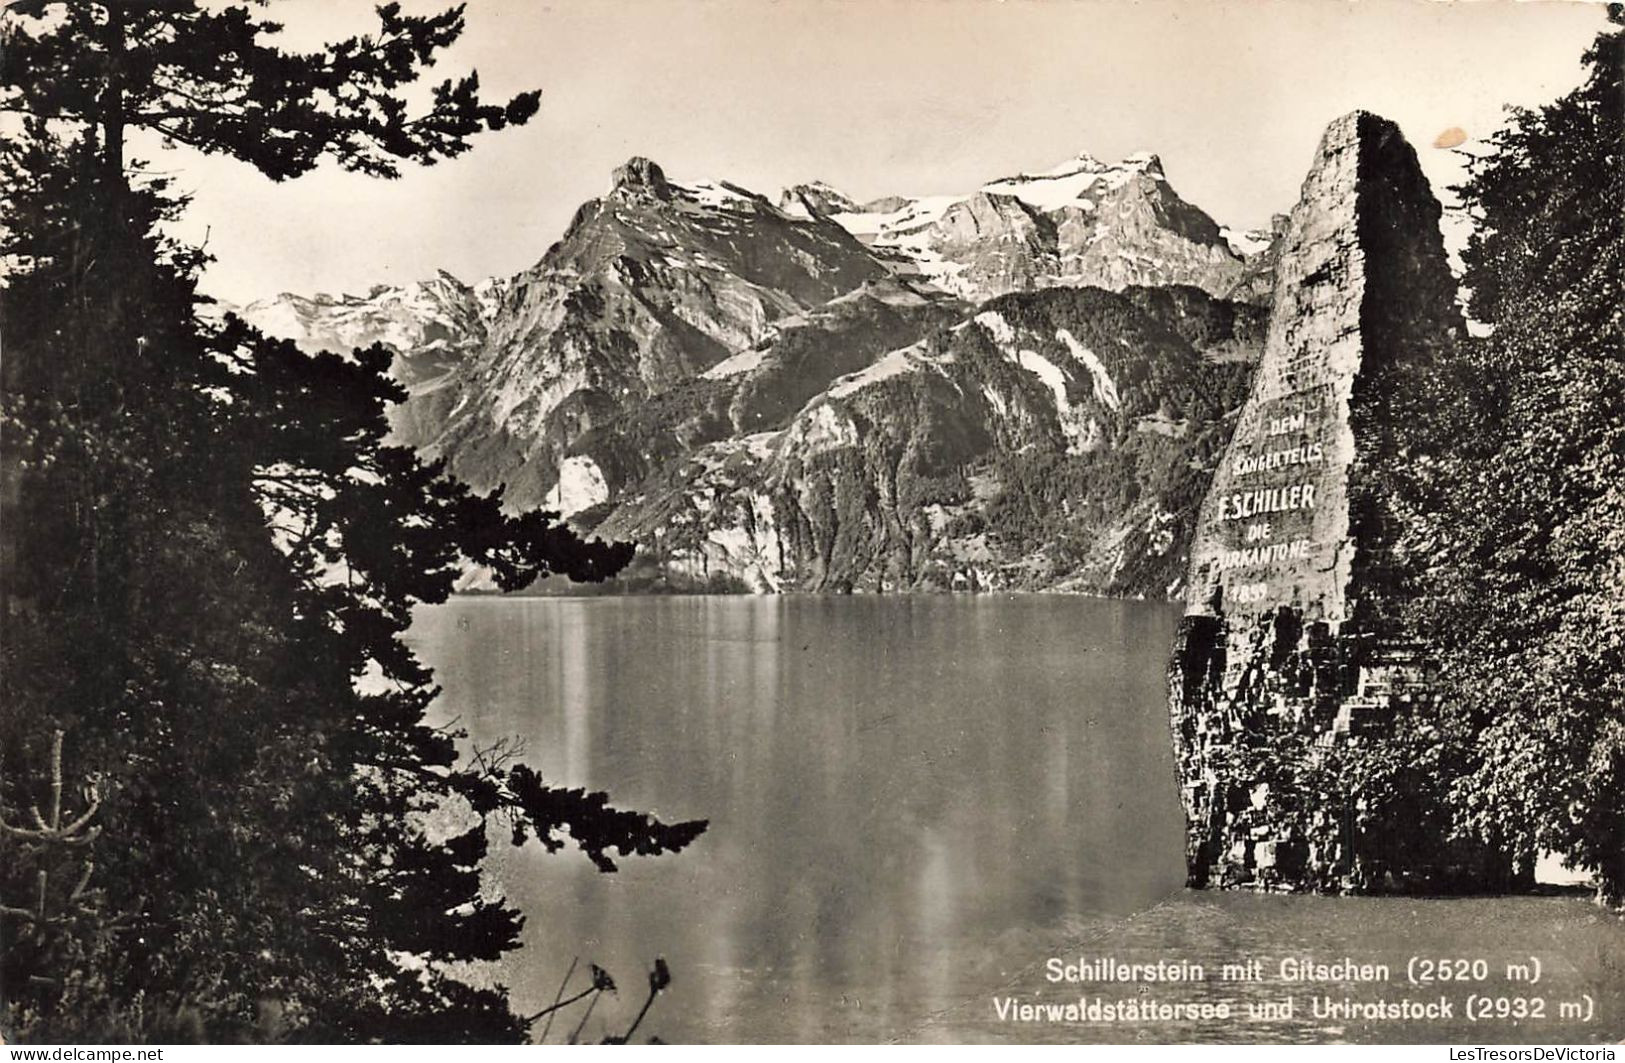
xmin=777 ymin=181 xmax=861 ymax=219
xmin=672 ymin=178 xmax=760 ymax=210
xmin=1006 ymin=151 xmax=1110 ymax=181
xmin=813 ymin=146 xmax=1245 ymax=303
xmin=604 ymin=155 xmax=770 ymax=215
xmin=1220 ymin=226 xmax=1274 ymax=258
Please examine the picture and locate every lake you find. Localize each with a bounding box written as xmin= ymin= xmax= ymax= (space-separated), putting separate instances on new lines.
xmin=408 ymin=595 xmax=1622 ymax=1044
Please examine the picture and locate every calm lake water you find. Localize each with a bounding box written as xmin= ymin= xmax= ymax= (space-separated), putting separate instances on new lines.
xmin=408 ymin=595 xmax=1622 ymax=1044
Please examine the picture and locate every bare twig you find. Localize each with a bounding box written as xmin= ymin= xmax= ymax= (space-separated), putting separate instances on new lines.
xmin=539 ymin=956 xmax=578 ymax=1043
xmin=69 ymin=860 xmax=95 ymax=905
xmin=522 ymin=983 xmax=597 ymax=1025
xmin=606 ymin=959 xmax=670 ymax=1045
xmin=567 ymin=990 xmax=601 ymax=1046
xmin=469 ymin=735 xmax=527 ymax=779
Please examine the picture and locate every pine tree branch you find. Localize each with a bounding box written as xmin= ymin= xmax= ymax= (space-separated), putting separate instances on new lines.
xmin=68 ymin=859 xmax=95 ymax=904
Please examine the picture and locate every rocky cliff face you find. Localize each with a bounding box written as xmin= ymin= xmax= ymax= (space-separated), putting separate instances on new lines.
xmin=1166 ymin=112 xmax=1511 ymax=894
xmin=239 ymin=147 xmax=1279 ymax=594
xmin=419 ymin=157 xmax=904 ymax=513
xmin=1222 ymin=215 xmax=1288 ymax=307
xmin=596 ymin=285 xmax=1261 ymax=594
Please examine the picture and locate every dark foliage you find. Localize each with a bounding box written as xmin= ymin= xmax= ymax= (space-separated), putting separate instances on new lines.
xmin=1 ymin=2 xmax=702 ymax=1042
xmin=4 ymin=1 xmax=540 ymax=181
xmin=1404 ymin=9 xmax=1624 ymax=904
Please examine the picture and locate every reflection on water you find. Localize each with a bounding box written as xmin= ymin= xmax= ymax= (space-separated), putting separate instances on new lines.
xmin=408 ymin=596 xmax=1622 ymax=1044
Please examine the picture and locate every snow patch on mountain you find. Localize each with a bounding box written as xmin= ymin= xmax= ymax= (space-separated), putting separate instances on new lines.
xmin=980 ymin=151 xmax=1159 ymax=210
xmin=675 ymin=179 xmax=760 ymax=211
xmin=241 ymin=298 xmax=316 ymax=343
xmin=547 ymin=455 xmax=610 ymax=517
xmin=785 ymin=402 xmax=859 ymax=458
xmin=473 ymin=276 xmax=510 ymax=323
xmin=1220 ymin=226 xmax=1274 ymax=257
xmin=809 ymin=149 xmax=1246 ymax=303
xmin=702 ymin=346 xmax=768 ymax=380
xmin=973 ymin=310 xmax=1018 ymax=348
xmin=1056 ymin=328 xmax=1120 ymax=411
xmin=831 ymin=195 xmax=962 ymax=249
xmin=737 ymin=430 xmax=782 ymax=461
xmin=830 ymin=152 xmax=1162 ymax=248
xmin=974 ymin=312 xmax=1099 ymax=453
xmin=827 ymin=342 xmax=927 ymax=398
xmin=1014 ymin=349 xmax=1075 ymax=420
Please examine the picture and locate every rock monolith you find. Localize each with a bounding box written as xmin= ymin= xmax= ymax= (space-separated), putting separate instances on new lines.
xmin=1167 ymin=112 xmax=1514 ymax=893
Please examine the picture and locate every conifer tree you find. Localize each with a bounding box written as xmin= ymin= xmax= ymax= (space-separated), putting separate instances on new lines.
xmin=2 ymin=2 xmax=704 ymax=1041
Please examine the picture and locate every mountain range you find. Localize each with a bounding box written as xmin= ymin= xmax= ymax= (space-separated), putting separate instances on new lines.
xmin=234 ymin=149 xmax=1279 ymax=594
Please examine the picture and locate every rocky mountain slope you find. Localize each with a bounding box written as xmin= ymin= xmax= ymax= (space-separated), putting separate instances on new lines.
xmin=237 ymin=270 xmax=504 ymax=443
xmin=237 ymin=149 xmax=1279 ymax=594
xmin=786 ymin=151 xmax=1266 ymax=304
xmin=598 ymin=285 xmax=1262 ymax=593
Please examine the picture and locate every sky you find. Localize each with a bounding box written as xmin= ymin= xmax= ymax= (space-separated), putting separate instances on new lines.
xmin=152 ymin=0 xmax=1614 ymax=305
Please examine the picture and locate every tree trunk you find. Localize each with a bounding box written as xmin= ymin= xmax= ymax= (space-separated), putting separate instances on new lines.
xmin=101 ymin=3 xmax=126 ymax=194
